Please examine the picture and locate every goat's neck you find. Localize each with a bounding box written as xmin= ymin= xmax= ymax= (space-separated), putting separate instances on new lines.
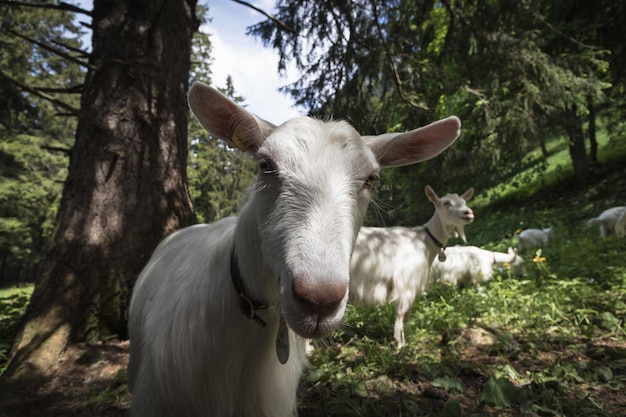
xmin=232 ymin=206 xmax=277 ymax=305
xmin=492 ymin=251 xmax=514 ymax=265
xmin=422 ymin=213 xmax=455 ymax=262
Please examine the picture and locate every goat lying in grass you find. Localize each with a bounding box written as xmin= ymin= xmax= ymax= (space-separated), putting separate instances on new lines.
xmin=430 ymin=246 xmax=525 ymax=287
xmin=587 ymin=206 xmax=626 ymax=238
xmin=516 ymin=226 xmax=553 ymax=252
xmin=349 ymin=185 xmax=474 ymax=348
xmin=127 ymin=82 xmax=463 ymax=417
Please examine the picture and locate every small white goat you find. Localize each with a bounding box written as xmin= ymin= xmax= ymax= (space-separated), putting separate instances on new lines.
xmin=587 ymin=206 xmax=626 ymax=238
xmin=430 ymin=246 xmax=525 ymax=287
xmin=127 ymin=82 xmax=462 ymax=417
xmin=516 ymin=226 xmax=553 ymax=252
xmin=349 ymin=185 xmax=474 ymax=348
xmin=616 ymin=210 xmax=626 ymax=238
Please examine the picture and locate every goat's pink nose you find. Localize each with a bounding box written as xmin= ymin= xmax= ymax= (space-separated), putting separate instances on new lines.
xmin=292 ymin=275 xmax=347 ymax=319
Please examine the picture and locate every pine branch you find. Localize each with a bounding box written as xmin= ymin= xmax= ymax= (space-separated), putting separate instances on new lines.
xmin=8 ymin=29 xmax=96 ymax=71
xmin=36 ymin=84 xmax=84 ymax=94
xmin=230 ymin=0 xmax=296 ymax=33
xmin=369 ymin=0 xmax=429 ymax=111
xmin=3 ymin=72 xmax=79 ymax=115
xmin=50 ymin=38 xmax=90 ymax=58
xmin=40 ymin=145 xmax=72 ymax=156
xmin=0 ymin=0 xmax=92 ymax=16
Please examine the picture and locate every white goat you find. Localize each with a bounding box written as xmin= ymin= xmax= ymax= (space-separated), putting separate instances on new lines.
xmin=616 ymin=210 xmax=626 ymax=238
xmin=430 ymin=246 xmax=525 ymax=287
xmin=349 ymin=185 xmax=474 ymax=348
xmin=516 ymin=226 xmax=553 ymax=252
xmin=127 ymin=82 xmax=462 ymax=417
xmin=587 ymin=206 xmax=626 ymax=238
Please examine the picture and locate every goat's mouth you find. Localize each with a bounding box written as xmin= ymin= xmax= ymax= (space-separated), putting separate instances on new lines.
xmin=462 ymin=213 xmax=475 ymax=222
xmin=283 ymin=271 xmax=349 ymax=339
xmin=283 ymin=297 xmax=347 ymax=339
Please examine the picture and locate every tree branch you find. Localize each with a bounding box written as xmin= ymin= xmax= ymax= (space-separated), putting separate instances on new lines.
xmin=3 ymin=72 xmax=80 ymax=115
xmin=0 ymin=0 xmax=92 ymax=16
xmin=3 ymin=73 xmax=109 ymax=130
xmin=369 ymin=0 xmax=429 ymax=111
xmin=40 ymin=145 xmax=72 ymax=156
xmin=230 ymin=0 xmax=296 ymax=33
xmin=36 ymin=84 xmax=84 ymax=94
xmin=7 ymin=29 xmax=95 ymax=71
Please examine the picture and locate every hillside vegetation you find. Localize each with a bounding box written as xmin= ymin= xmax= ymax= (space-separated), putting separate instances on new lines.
xmin=299 ymin=135 xmax=626 ymax=416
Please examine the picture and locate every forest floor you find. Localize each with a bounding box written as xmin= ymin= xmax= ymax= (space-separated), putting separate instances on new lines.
xmin=0 ymin=341 xmax=130 ymax=417
xmin=1 ymin=335 xmax=625 ymax=416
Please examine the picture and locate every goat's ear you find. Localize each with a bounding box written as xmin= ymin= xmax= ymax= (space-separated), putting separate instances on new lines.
xmin=364 ymin=116 xmax=461 ymax=168
xmin=188 ymin=82 xmax=275 ymax=153
xmin=461 ymin=187 xmax=474 ymax=201
xmin=424 ymin=185 xmax=439 ymax=203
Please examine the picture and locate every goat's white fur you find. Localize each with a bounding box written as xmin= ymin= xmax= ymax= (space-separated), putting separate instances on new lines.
xmin=616 ymin=210 xmax=626 ymax=238
xmin=348 ymin=185 xmax=474 ymax=348
xmin=587 ymin=206 xmax=626 ymax=238
xmin=430 ymin=246 xmax=525 ymax=287
xmin=516 ymin=227 xmax=553 ymax=251
xmin=127 ymin=82 xmax=463 ymax=417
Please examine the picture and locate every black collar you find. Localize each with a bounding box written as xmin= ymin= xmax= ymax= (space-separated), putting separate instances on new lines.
xmin=424 ymin=227 xmax=447 ymax=262
xmin=231 ymin=247 xmax=268 ymax=327
xmin=424 ymin=227 xmax=444 ymax=249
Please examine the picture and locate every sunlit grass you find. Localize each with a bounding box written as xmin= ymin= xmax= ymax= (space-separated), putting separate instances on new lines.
xmin=473 ymin=129 xmax=626 ymax=210
xmin=0 ymin=284 xmax=33 ymax=373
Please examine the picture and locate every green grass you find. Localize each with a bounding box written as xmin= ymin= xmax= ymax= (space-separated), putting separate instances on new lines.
xmin=0 ymin=285 xmax=33 ymax=373
xmin=299 ymin=134 xmax=626 ymax=416
xmin=473 ymin=128 xmax=626 ymax=211
xmin=302 ymin=233 xmax=626 ymax=416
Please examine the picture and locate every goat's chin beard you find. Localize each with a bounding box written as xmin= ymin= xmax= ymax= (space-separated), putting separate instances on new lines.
xmin=284 ymin=309 xmax=345 ymax=340
xmin=455 ymin=222 xmax=473 ymax=243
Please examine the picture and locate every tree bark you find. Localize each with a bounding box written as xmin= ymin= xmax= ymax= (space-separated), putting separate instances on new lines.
xmin=587 ymin=95 xmax=598 ymax=164
xmin=6 ymin=0 xmax=198 ymax=380
xmin=559 ymin=107 xmax=589 ymax=183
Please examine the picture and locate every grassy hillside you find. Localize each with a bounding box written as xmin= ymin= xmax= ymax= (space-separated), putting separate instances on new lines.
xmin=300 ymin=137 xmax=626 ymax=416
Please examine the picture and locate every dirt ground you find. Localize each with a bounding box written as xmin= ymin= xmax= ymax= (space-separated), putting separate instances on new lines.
xmin=0 ymin=341 xmax=130 ymax=417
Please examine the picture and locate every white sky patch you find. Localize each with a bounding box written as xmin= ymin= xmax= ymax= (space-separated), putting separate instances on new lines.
xmin=205 ymin=1 xmax=303 ymax=124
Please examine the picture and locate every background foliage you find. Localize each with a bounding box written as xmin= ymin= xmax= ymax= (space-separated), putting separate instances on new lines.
xmin=0 ymin=1 xmax=83 ymax=284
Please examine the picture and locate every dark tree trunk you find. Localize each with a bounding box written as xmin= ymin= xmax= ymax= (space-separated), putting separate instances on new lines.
xmin=559 ymin=107 xmax=589 ymax=184
xmin=587 ymin=95 xmax=598 ymax=164
xmin=6 ymin=0 xmax=198 ymax=380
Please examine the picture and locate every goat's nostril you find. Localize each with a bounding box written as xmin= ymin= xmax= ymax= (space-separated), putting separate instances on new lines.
xmin=292 ymin=275 xmax=347 ymax=317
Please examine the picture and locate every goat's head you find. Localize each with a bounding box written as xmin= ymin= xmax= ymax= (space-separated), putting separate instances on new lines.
xmin=507 ymin=247 xmax=526 ymax=276
xmin=188 ymin=82 xmax=462 ymax=339
xmin=543 ymin=226 xmax=554 ymax=237
xmin=425 ymin=185 xmax=475 ymax=243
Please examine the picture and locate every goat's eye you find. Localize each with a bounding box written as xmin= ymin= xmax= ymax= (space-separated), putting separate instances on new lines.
xmin=363 ymin=172 xmax=379 ymax=189
xmin=258 ymin=158 xmax=276 ymax=174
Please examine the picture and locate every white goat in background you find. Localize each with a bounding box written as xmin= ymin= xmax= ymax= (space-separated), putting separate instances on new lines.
xmin=516 ymin=226 xmax=553 ymax=252
xmin=349 ymin=185 xmax=474 ymax=348
xmin=616 ymin=210 xmax=626 ymax=238
xmin=430 ymin=246 xmax=525 ymax=287
xmin=587 ymin=206 xmax=626 ymax=238
xmin=127 ymin=82 xmax=463 ymax=417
